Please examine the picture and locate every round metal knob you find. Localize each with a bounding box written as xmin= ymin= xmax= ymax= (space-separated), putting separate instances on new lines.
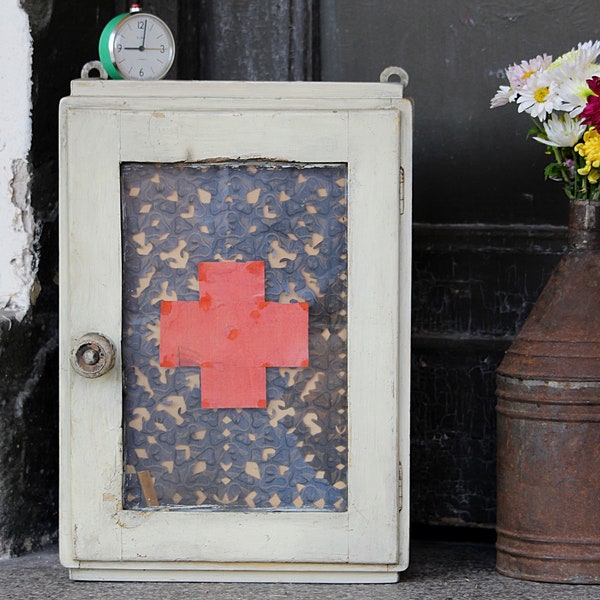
xmin=71 ymin=333 xmax=116 ymax=378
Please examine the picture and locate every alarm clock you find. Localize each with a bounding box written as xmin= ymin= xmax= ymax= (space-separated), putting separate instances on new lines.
xmin=98 ymin=3 xmax=175 ymax=81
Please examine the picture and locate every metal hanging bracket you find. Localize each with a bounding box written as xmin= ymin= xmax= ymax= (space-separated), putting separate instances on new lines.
xmin=379 ymin=66 xmax=410 ymax=89
xmin=81 ymin=60 xmax=109 ymax=80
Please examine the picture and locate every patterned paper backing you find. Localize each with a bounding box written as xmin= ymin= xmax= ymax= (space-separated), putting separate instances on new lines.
xmin=121 ymin=162 xmax=348 ymax=511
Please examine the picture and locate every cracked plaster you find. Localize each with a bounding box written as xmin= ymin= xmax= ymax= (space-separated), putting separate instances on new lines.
xmin=0 ymin=1 xmax=36 ymax=322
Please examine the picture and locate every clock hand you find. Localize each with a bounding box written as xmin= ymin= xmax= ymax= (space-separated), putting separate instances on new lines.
xmin=123 ymin=19 xmax=148 ymax=51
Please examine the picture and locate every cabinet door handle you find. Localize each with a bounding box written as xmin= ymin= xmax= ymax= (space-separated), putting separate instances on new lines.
xmin=70 ymin=333 xmax=116 ymax=378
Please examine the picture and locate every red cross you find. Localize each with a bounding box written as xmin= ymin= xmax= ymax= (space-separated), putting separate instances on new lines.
xmin=159 ymin=261 xmax=309 ymax=409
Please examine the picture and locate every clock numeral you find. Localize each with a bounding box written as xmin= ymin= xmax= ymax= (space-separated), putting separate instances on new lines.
xmin=160 ymin=45 xmax=165 ymax=53
xmin=117 ymin=44 xmax=122 ymax=52
xmin=138 ymin=20 xmax=145 ymax=29
xmin=139 ymin=68 xmax=145 ymax=78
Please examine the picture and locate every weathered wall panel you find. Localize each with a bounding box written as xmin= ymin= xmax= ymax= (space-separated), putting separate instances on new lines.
xmin=0 ymin=0 xmax=116 ymax=556
xmin=193 ymin=0 xmax=319 ymax=80
xmin=411 ymin=225 xmax=564 ymax=527
xmin=412 ymin=225 xmax=565 ymax=338
xmin=319 ymin=0 xmax=594 ymax=527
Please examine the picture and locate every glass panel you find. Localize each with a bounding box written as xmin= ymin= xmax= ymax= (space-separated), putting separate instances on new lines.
xmin=121 ymin=162 xmax=348 ymax=511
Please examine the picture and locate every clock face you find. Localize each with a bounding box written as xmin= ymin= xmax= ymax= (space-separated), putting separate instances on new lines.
xmin=108 ymin=13 xmax=175 ymax=81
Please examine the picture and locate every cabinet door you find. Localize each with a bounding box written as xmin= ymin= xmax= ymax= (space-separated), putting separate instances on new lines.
xmin=59 ymin=81 xmax=411 ymax=582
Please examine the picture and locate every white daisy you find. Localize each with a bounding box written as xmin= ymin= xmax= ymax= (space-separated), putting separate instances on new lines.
xmin=558 ymin=68 xmax=600 ymax=116
xmin=532 ymin=113 xmax=586 ymax=147
xmin=517 ymin=74 xmax=564 ymax=119
xmin=490 ymin=85 xmax=517 ymax=108
xmin=550 ymin=40 xmax=600 ymax=79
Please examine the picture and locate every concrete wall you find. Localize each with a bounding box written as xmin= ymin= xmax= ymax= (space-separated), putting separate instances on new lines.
xmin=0 ymin=2 xmax=35 ymax=322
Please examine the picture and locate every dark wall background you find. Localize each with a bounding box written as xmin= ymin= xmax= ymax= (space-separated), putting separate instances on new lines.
xmin=317 ymin=0 xmax=600 ymax=529
xmin=321 ymin=0 xmax=594 ymax=225
xmin=4 ymin=0 xmax=594 ymax=554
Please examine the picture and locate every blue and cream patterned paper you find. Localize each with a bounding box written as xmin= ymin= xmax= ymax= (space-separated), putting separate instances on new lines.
xmin=121 ymin=162 xmax=348 ymax=511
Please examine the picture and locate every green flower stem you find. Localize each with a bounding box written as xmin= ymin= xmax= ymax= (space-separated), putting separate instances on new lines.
xmin=569 ymin=147 xmax=581 ymax=199
xmin=551 ymin=145 xmax=573 ymax=197
xmin=577 ymin=150 xmax=589 ymax=199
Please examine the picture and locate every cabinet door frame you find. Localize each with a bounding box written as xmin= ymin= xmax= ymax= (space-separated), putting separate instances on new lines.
xmin=59 ymin=80 xmax=411 ymax=582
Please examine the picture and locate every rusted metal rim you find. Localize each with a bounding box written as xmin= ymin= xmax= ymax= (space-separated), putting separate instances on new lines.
xmin=496 ymin=374 xmax=600 ymax=422
xmin=497 ymin=528 xmax=600 ymax=584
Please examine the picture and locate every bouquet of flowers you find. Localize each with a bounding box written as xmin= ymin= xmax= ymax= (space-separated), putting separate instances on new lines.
xmin=491 ymin=41 xmax=600 ymax=200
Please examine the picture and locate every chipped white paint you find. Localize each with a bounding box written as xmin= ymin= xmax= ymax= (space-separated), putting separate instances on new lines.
xmin=59 ymin=80 xmax=412 ymax=582
xmin=0 ymin=1 xmax=36 ymax=321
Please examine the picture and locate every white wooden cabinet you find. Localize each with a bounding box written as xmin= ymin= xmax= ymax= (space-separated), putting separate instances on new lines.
xmin=59 ymin=79 xmax=412 ymax=582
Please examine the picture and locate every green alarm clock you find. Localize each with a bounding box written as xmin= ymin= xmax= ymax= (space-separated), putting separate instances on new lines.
xmin=99 ymin=3 xmax=175 ymax=81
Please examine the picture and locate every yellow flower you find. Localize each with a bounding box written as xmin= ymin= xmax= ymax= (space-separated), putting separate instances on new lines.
xmin=575 ymin=127 xmax=600 ymax=184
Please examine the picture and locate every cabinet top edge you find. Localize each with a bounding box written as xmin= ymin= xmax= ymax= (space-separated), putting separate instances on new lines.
xmin=69 ymin=79 xmax=408 ymax=101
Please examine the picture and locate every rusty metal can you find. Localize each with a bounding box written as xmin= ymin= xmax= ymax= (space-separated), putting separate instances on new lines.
xmin=496 ymin=199 xmax=600 ymax=583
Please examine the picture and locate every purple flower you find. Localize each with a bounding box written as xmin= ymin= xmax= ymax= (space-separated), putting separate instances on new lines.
xmin=564 ymin=159 xmax=576 ymax=179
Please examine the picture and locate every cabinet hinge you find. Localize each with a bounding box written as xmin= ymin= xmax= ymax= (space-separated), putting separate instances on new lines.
xmin=398 ymin=461 xmax=403 ymax=512
xmin=399 ymin=166 xmax=405 ymax=215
